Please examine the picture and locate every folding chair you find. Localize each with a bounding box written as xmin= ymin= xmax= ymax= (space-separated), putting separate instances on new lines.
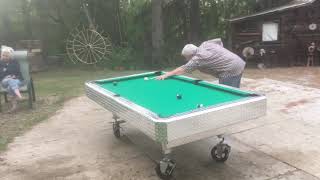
xmin=0 ymin=51 xmax=35 ymax=112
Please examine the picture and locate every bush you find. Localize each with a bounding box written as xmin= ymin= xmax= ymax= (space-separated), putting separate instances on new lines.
xmin=98 ymin=46 xmax=145 ymax=70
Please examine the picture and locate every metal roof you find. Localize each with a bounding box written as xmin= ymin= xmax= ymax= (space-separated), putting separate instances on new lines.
xmin=230 ymin=0 xmax=317 ymax=22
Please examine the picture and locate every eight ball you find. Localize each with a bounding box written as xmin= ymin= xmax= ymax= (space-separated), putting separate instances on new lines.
xmin=176 ymin=94 xmax=182 ymax=100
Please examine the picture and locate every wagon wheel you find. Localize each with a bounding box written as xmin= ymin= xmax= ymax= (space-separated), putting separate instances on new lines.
xmin=66 ymin=26 xmax=112 ymax=64
xmin=66 ymin=27 xmax=79 ymax=64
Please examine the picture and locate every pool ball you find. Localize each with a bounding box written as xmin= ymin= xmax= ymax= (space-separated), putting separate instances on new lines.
xmin=144 ymin=77 xmax=149 ymax=80
xmin=113 ymin=81 xmax=118 ymax=86
xmin=197 ymin=104 xmax=204 ymax=108
xmin=176 ymin=94 xmax=182 ymax=99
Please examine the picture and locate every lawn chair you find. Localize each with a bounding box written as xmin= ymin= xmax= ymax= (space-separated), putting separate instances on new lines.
xmin=0 ymin=51 xmax=36 ymax=112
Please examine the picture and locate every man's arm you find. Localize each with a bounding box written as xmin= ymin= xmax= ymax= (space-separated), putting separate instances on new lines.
xmin=156 ymin=67 xmax=185 ymax=80
xmin=157 ymin=58 xmax=199 ymax=80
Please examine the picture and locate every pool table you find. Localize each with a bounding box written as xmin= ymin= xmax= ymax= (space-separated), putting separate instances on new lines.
xmin=85 ymin=71 xmax=266 ymax=178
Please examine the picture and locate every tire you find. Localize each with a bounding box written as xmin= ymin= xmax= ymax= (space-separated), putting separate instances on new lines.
xmin=155 ymin=163 xmax=174 ymax=180
xmin=211 ymin=144 xmax=231 ymax=162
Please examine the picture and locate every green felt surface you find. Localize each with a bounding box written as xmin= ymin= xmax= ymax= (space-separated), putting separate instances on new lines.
xmin=95 ymin=72 xmax=251 ymax=118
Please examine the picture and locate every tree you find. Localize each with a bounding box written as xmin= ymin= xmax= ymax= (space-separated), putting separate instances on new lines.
xmin=152 ymin=0 xmax=163 ymax=68
xmin=255 ymin=0 xmax=292 ymax=11
xmin=0 ymin=0 xmax=21 ymax=44
xmin=190 ymin=0 xmax=200 ymax=43
xmin=0 ymin=0 xmax=259 ymax=67
xmin=21 ymin=0 xmax=33 ymax=38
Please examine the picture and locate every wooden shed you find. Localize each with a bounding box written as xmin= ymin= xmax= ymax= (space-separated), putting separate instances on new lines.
xmin=230 ymin=0 xmax=320 ymax=68
xmin=16 ymin=40 xmax=47 ymax=72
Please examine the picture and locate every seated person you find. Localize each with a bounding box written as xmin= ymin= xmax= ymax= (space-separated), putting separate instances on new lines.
xmin=156 ymin=38 xmax=246 ymax=88
xmin=0 ymin=47 xmax=24 ymax=113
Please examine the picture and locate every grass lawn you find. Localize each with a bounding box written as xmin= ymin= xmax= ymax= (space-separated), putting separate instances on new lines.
xmin=0 ymin=68 xmax=143 ymax=152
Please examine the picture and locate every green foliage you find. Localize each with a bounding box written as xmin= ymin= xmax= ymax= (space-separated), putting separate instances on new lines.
xmin=102 ymin=47 xmax=134 ymax=69
xmin=124 ymin=1 xmax=151 ymax=46
xmin=200 ymin=0 xmax=256 ymax=39
xmin=160 ymin=0 xmax=257 ymax=67
xmin=0 ymin=0 xmax=258 ymax=68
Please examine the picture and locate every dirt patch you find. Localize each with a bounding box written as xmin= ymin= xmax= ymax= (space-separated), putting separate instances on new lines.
xmin=280 ymin=99 xmax=311 ymax=114
xmin=243 ymin=67 xmax=320 ymax=88
xmin=285 ymin=99 xmax=310 ymax=109
xmin=0 ymin=96 xmax=64 ymax=151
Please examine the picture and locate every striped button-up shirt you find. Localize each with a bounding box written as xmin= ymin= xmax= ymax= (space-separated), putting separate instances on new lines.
xmin=181 ymin=39 xmax=245 ymax=78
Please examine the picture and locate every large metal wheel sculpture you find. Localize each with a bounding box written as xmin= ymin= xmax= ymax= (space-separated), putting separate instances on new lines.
xmin=66 ymin=2 xmax=112 ymax=65
xmin=66 ymin=26 xmax=112 ymax=64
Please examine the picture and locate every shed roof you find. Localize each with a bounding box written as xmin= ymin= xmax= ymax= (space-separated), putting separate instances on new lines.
xmin=230 ymin=0 xmax=317 ymax=22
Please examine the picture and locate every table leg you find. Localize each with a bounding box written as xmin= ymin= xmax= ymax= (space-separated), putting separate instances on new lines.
xmin=161 ymin=143 xmax=172 ymax=156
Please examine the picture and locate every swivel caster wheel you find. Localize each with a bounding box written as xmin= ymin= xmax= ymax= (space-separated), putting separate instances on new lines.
xmin=211 ymin=143 xmax=231 ymax=162
xmin=112 ymin=122 xmax=121 ymax=138
xmin=155 ymin=158 xmax=176 ymax=179
xmin=111 ymin=115 xmax=125 ymax=139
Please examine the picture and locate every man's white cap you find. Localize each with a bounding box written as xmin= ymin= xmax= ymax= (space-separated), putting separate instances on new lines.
xmin=181 ymin=44 xmax=198 ymax=57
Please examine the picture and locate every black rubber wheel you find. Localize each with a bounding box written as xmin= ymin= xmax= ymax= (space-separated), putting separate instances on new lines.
xmin=112 ymin=123 xmax=121 ymax=138
xmin=155 ymin=163 xmax=174 ymax=180
xmin=211 ymin=144 xmax=231 ymax=162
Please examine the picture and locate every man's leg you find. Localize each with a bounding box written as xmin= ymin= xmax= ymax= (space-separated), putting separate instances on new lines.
xmin=219 ymin=74 xmax=242 ymax=88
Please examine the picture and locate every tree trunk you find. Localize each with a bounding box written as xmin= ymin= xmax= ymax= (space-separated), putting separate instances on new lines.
xmin=115 ymin=0 xmax=123 ymax=44
xmin=182 ymin=7 xmax=189 ymax=43
xmin=109 ymin=0 xmax=123 ymax=45
xmin=190 ymin=0 xmax=200 ymax=43
xmin=39 ymin=0 xmax=50 ymax=59
xmin=22 ymin=0 xmax=33 ymax=39
xmin=152 ymin=0 xmax=163 ymax=68
xmin=1 ymin=14 xmax=12 ymax=43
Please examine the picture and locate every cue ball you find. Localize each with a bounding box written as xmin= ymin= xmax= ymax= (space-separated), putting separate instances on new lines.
xmin=176 ymin=94 xmax=182 ymax=99
xmin=144 ymin=77 xmax=149 ymax=80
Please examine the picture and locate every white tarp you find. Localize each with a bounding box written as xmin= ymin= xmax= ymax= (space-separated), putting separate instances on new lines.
xmin=262 ymin=22 xmax=279 ymax=42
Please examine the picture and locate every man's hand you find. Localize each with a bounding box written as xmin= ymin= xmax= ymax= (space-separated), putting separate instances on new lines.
xmin=156 ymin=74 xmax=168 ymax=80
xmin=156 ymin=67 xmax=186 ymax=80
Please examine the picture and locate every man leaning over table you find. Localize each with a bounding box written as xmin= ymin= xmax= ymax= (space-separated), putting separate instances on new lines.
xmin=156 ymin=38 xmax=246 ymax=88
